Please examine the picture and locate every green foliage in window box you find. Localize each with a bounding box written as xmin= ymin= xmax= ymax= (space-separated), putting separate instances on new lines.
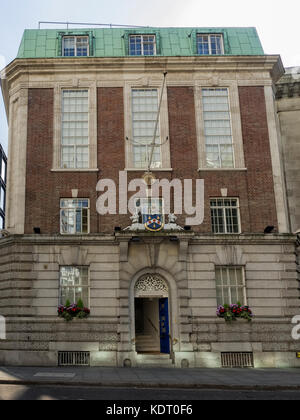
xmin=217 ymin=302 xmax=253 ymax=322
xmin=58 ymin=302 xmax=90 ymax=322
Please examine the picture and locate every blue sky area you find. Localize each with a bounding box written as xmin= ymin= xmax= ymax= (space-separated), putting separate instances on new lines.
xmin=0 ymin=0 xmax=299 ymax=152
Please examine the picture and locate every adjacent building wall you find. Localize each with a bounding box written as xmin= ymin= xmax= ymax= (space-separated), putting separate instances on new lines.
xmin=276 ymin=67 xmax=300 ymax=233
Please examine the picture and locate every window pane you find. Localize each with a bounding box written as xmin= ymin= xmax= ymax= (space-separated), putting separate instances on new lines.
xmin=131 ymin=89 xmax=162 ymax=168
xmin=129 ymin=35 xmax=155 ymax=56
xmin=59 ymin=266 xmax=89 ymax=306
xmin=130 ymin=36 xmax=141 ymax=56
xmin=63 ymin=37 xmax=75 ymax=56
xmin=63 ymin=36 xmax=89 ymax=57
xmin=61 ymin=90 xmax=89 ymax=169
xmin=76 ymin=37 xmax=89 ymax=56
xmin=1 ymin=159 xmax=6 ymax=182
xmin=60 ymin=199 xmax=89 ymax=234
xmin=216 ymin=267 xmax=245 ymax=305
xmin=197 ymin=34 xmax=223 ymax=55
xmin=203 ymin=89 xmax=234 ymax=169
xmin=210 ymin=198 xmax=240 ymax=234
xmin=197 ymin=35 xmax=209 ymax=55
xmin=211 ymin=207 xmax=225 ymax=233
xmin=210 ymin=35 xmax=223 ymax=55
xmin=0 ymin=187 xmax=4 ymax=212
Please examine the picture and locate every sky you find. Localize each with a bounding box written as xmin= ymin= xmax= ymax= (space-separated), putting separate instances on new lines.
xmin=0 ymin=0 xmax=299 ymax=152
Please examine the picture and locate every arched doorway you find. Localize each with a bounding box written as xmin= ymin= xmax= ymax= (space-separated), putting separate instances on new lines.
xmin=134 ymin=274 xmax=170 ymax=355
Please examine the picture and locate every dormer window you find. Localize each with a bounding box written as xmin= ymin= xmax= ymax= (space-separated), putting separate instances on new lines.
xmin=129 ymin=35 xmax=156 ymax=56
xmin=197 ymin=34 xmax=224 ymax=55
xmin=63 ymin=36 xmax=89 ymax=57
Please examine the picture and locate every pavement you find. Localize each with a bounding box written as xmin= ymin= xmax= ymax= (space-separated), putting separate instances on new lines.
xmin=0 ymin=366 xmax=300 ymax=391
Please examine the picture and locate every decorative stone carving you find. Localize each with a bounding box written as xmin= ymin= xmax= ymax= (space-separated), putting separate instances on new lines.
xmin=124 ymin=213 xmax=183 ymax=232
xmin=135 ymin=274 xmax=168 ymax=297
xmin=164 ymin=214 xmax=184 ymax=231
xmin=124 ymin=212 xmax=145 ymax=232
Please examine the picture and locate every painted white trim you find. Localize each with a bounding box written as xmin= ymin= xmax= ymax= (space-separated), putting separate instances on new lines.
xmin=194 ymin=82 xmax=245 ymax=170
xmin=129 ymin=34 xmax=157 ymax=56
xmin=60 ymin=198 xmax=90 ymax=235
xmin=196 ymin=34 xmax=224 ymax=56
xmin=124 ymin=168 xmax=173 ymax=172
xmin=264 ymin=86 xmax=289 ymax=233
xmin=198 ymin=168 xmax=247 ymax=172
xmin=62 ymin=36 xmax=90 ymax=57
xmin=210 ymin=197 xmax=242 ymax=234
xmin=124 ymin=80 xmax=171 ymax=170
xmin=6 ymin=88 xmax=28 ymax=234
xmin=52 ymin=82 xmax=97 ymax=171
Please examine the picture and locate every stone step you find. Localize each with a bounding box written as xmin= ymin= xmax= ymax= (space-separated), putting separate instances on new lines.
xmin=136 ymin=353 xmax=174 ymax=368
xmin=136 ymin=335 xmax=161 ymax=352
xmin=136 ymin=337 xmax=157 ymax=342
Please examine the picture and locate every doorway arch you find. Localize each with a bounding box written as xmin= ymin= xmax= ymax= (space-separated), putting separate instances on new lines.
xmin=129 ymin=268 xmax=180 ymax=356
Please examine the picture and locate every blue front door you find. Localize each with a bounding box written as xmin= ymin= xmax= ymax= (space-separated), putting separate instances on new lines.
xmin=159 ymin=298 xmax=170 ymax=354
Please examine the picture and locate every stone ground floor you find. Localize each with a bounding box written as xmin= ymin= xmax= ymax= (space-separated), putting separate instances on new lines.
xmin=0 ymin=233 xmax=299 ymax=368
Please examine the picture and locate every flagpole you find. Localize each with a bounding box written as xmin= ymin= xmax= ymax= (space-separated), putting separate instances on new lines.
xmin=147 ymin=71 xmax=168 ymax=173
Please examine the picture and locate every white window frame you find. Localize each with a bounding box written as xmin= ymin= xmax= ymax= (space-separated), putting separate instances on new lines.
xmin=61 ymin=89 xmax=89 ymax=169
xmin=131 ymin=88 xmax=162 ymax=169
xmin=52 ymin=83 xmax=98 ymax=172
xmin=210 ymin=197 xmax=241 ymax=234
xmin=215 ymin=266 xmax=247 ymax=306
xmin=129 ymin=35 xmax=157 ymax=56
xmin=60 ymin=198 xmax=90 ymax=235
xmin=197 ymin=34 xmax=224 ymax=55
xmin=59 ymin=266 xmax=90 ymax=307
xmin=124 ymin=82 xmax=171 ymax=171
xmin=202 ymin=88 xmax=235 ymax=169
xmin=194 ymin=83 xmax=246 ymax=170
xmin=63 ymin=36 xmax=89 ymax=57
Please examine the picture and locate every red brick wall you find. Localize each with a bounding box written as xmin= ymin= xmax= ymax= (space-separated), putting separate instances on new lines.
xmin=25 ymin=86 xmax=278 ymax=234
xmin=238 ymin=86 xmax=278 ymax=232
xmin=167 ymin=86 xmax=278 ymax=233
xmin=97 ymin=87 xmax=127 ymax=232
xmin=25 ymin=89 xmax=98 ymax=234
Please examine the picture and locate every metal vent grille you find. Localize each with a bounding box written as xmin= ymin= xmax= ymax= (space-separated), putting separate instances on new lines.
xmin=58 ymin=352 xmax=90 ymax=367
xmin=221 ymin=352 xmax=254 ymax=368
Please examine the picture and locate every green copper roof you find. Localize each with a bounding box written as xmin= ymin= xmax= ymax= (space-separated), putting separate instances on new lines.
xmin=17 ymin=27 xmax=264 ymax=59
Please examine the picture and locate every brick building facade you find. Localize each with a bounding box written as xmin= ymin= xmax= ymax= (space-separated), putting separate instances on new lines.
xmin=0 ymin=27 xmax=299 ymax=368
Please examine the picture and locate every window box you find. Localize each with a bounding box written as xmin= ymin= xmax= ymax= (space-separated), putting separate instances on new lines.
xmin=217 ymin=303 xmax=253 ymax=322
xmin=58 ymin=301 xmax=90 ymax=322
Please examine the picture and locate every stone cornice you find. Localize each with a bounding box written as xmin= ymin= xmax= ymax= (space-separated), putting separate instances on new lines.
xmin=0 ymin=232 xmax=296 ymax=248
xmin=0 ymin=55 xmax=284 ymax=117
xmin=2 ymin=55 xmax=283 ymax=77
xmin=1 ymin=54 xmax=282 ymax=83
xmin=276 ymin=77 xmax=300 ymax=99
